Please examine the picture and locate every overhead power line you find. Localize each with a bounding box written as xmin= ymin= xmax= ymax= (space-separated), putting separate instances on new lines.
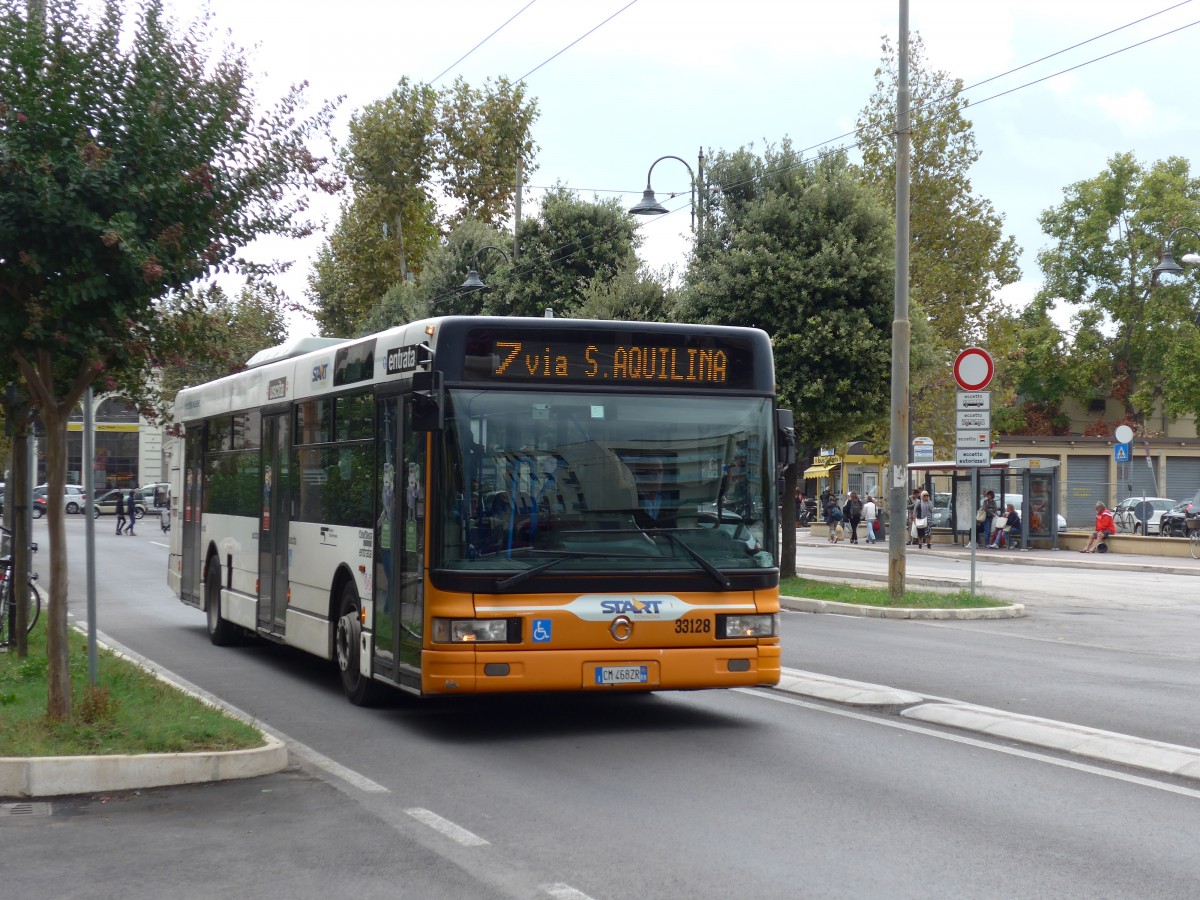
xmin=427 ymin=0 xmax=538 ymax=85
xmin=517 ymin=0 xmax=639 ymax=83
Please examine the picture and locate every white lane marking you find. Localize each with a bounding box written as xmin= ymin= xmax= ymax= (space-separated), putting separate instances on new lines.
xmin=405 ymin=808 xmax=490 ymax=846
xmin=542 ymin=884 xmax=597 ymax=900
xmin=148 ymin=540 xmax=169 ymax=549
xmin=735 ymin=687 xmax=1200 ymax=800
xmin=291 ymin=743 xmax=390 ymax=794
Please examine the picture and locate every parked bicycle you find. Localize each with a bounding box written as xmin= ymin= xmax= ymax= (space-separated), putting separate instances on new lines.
xmin=0 ymin=524 xmax=41 ymax=645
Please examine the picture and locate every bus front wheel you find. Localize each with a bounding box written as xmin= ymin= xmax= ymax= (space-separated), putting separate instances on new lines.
xmin=206 ymin=561 xmax=239 ymax=647
xmin=335 ymin=581 xmax=384 ymax=706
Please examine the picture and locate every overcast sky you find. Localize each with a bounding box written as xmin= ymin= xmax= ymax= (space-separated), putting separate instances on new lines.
xmin=169 ymin=0 xmax=1200 ymax=336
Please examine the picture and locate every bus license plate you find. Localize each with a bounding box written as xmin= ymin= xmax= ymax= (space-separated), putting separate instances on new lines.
xmin=595 ymin=665 xmax=649 ymax=685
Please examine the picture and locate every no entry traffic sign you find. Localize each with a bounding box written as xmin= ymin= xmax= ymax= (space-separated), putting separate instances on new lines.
xmin=953 ymin=347 xmax=994 ymax=392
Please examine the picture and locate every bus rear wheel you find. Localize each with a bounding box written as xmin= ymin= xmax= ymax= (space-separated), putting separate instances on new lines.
xmin=206 ymin=560 xmax=239 ymax=647
xmin=335 ymin=581 xmax=385 ymax=706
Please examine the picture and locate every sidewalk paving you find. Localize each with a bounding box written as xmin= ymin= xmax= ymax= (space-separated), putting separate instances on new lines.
xmin=794 ymin=527 xmax=1200 ymax=577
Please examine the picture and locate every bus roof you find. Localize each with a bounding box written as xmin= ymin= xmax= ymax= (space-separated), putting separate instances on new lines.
xmin=174 ymin=316 xmax=775 ymax=423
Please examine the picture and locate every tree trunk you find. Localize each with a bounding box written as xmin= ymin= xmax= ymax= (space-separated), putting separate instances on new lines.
xmin=41 ymin=407 xmax=72 ymax=722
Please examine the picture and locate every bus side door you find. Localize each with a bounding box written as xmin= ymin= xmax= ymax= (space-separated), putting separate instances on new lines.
xmin=373 ymin=394 xmax=425 ymax=688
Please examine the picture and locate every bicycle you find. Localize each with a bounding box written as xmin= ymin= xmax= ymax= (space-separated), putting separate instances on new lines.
xmin=0 ymin=524 xmax=41 ymax=646
xmin=1114 ymin=509 xmax=1137 ymax=534
xmin=1189 ymin=524 xmax=1200 ymax=561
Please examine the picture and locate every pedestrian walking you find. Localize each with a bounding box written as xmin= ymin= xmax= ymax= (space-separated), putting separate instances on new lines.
xmin=824 ymin=495 xmax=843 ymax=543
xmin=912 ymin=490 xmax=934 ymax=550
xmin=862 ymin=494 xmax=878 ymax=543
xmin=124 ymin=490 xmax=137 ymax=535
xmin=115 ymin=491 xmax=127 ymax=535
xmin=976 ymin=490 xmax=997 ymax=547
xmin=906 ymin=487 xmax=921 ymax=545
xmin=844 ymin=491 xmax=863 ymax=544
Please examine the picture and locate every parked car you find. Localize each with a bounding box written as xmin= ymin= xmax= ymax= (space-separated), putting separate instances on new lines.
xmin=1002 ymin=496 xmax=1067 ymax=533
xmin=91 ymin=489 xmax=146 ymax=519
xmin=1113 ymin=496 xmax=1176 ymax=535
xmin=32 ymin=495 xmax=46 ymax=519
xmin=1158 ymin=500 xmax=1192 ymax=537
xmin=34 ymin=483 xmax=89 ymax=514
xmin=138 ymin=482 xmax=171 ymax=508
xmin=1161 ymin=489 xmax=1200 ymax=537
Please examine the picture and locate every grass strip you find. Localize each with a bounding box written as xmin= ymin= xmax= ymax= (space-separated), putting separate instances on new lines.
xmin=0 ymin=619 xmax=264 ymax=758
xmin=780 ymin=575 xmax=1007 ymax=609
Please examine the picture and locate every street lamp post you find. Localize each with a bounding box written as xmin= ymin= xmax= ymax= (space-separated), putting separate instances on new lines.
xmin=460 ymin=245 xmax=512 ymax=292
xmin=629 ymin=150 xmax=706 ymax=237
xmin=1152 ymin=226 xmax=1200 ymax=278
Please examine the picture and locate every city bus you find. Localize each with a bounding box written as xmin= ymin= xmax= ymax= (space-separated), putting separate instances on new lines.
xmin=166 ymin=315 xmax=794 ymax=704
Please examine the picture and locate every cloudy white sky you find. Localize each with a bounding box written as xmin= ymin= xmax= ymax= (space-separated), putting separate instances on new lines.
xmin=169 ymin=0 xmax=1199 ymax=335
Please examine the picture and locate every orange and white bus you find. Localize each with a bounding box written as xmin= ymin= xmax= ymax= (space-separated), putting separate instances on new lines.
xmin=167 ymin=316 xmax=793 ymax=704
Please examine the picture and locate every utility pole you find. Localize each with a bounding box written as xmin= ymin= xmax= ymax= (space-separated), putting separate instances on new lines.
xmin=887 ymin=0 xmax=911 ymax=600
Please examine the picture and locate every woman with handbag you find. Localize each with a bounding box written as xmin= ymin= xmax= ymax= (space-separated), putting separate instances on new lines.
xmin=912 ymin=490 xmax=934 ymax=550
xmin=975 ymin=490 xmax=996 ymax=547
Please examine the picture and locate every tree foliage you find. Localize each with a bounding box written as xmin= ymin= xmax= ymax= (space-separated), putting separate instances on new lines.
xmin=309 ymin=77 xmax=538 ymax=335
xmin=0 ymin=0 xmax=340 ymax=719
xmin=1035 ymin=152 xmax=1200 ymax=432
xmin=682 ymin=143 xmax=894 ymax=450
xmin=156 ymin=282 xmax=290 ymax=400
xmin=487 ymin=188 xmax=642 ymax=318
xmin=856 ymin=33 xmax=1020 ymax=347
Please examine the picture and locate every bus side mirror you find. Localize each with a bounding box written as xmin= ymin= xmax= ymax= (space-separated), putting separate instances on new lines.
xmin=411 ymin=370 xmax=443 ymax=432
xmin=775 ymin=408 xmax=796 ymax=474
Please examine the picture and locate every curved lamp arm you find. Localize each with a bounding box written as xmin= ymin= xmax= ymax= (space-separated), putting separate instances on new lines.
xmin=461 ymin=245 xmax=512 ymax=291
xmin=1152 ymin=226 xmax=1200 ymax=278
xmin=629 ymin=155 xmax=696 ymax=232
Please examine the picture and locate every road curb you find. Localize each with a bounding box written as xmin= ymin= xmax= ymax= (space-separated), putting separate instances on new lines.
xmin=781 ymin=595 xmax=1026 ymax=619
xmin=902 ymin=702 xmax=1200 ymax=780
xmin=0 ymin=733 xmax=288 ymax=799
xmin=773 ymin=668 xmax=1200 ymax=783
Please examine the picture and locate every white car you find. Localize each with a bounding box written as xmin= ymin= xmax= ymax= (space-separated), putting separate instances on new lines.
xmin=1001 ymin=496 xmax=1067 ymax=533
xmin=1112 ymin=496 xmax=1176 ymax=535
xmin=34 ymin=483 xmax=89 ymax=514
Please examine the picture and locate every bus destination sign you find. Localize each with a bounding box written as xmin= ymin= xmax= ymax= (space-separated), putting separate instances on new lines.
xmin=464 ymin=330 xmax=755 ymax=388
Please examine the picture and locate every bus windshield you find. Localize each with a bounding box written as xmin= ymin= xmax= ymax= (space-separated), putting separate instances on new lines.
xmin=438 ymin=389 xmax=777 ymax=574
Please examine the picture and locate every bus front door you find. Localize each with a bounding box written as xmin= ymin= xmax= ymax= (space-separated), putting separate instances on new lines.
xmin=258 ymin=412 xmax=291 ymax=633
xmin=373 ymin=395 xmax=424 ymax=689
xmin=180 ymin=428 xmax=205 ymax=606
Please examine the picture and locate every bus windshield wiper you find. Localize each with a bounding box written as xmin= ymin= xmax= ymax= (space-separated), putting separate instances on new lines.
xmin=494 ymin=552 xmax=589 ymax=591
xmin=492 ymin=550 xmax=657 ymax=591
xmin=647 ymin=530 xmax=732 ymax=589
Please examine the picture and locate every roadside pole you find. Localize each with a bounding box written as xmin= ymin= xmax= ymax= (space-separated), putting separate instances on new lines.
xmin=970 ymin=468 xmax=978 ymax=598
xmin=953 ymin=347 xmax=994 ymax=599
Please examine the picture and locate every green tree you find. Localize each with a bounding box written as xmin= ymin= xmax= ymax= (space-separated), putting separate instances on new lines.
xmin=0 ymin=0 xmax=339 ymax=720
xmin=310 ymin=77 xmax=538 ymax=335
xmin=680 ymin=142 xmax=894 ymax=575
xmin=857 ymin=34 xmax=1020 ymax=344
xmin=1036 ymin=152 xmax=1200 ymax=433
xmin=484 ymin=187 xmax=642 ymax=318
xmin=156 ymin=282 xmax=290 ymax=400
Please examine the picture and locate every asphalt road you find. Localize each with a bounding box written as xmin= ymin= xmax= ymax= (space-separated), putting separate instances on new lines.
xmin=6 ymin=517 xmax=1200 ymax=899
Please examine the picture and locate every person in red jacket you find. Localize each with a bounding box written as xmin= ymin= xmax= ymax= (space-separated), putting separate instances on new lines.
xmin=1082 ymin=501 xmax=1116 ymax=552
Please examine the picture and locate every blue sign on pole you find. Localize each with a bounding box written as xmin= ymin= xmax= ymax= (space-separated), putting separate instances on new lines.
xmin=1114 ymin=443 xmax=1130 ymax=462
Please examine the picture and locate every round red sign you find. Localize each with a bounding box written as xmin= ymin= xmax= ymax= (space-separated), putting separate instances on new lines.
xmin=953 ymin=347 xmax=994 ymax=391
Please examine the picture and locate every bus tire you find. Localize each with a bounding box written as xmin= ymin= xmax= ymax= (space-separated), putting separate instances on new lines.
xmin=335 ymin=580 xmax=384 ymax=706
xmin=206 ymin=559 xmax=239 ymax=647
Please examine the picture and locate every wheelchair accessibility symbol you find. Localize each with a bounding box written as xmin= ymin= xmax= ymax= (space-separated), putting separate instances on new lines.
xmin=532 ymin=619 xmax=552 ymax=643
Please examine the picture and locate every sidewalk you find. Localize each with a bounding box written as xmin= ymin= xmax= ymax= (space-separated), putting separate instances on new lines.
xmin=795 ymin=527 xmax=1200 ymax=577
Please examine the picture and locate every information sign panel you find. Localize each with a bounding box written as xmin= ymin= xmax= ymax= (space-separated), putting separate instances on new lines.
xmin=956 ymin=391 xmax=991 ymax=411
xmin=956 ymin=448 xmax=991 ymax=466
xmin=956 ymin=431 xmax=990 ymax=448
xmin=956 ymin=409 xmax=990 ymax=430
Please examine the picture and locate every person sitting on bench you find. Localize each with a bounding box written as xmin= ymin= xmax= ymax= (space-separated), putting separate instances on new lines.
xmin=988 ymin=503 xmax=1020 ymax=548
xmin=1081 ymin=501 xmax=1116 ymax=553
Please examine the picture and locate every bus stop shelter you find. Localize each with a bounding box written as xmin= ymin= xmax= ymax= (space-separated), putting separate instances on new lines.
xmin=908 ymin=458 xmax=1061 ymax=550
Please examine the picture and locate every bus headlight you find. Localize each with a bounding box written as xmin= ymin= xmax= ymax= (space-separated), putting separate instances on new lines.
xmin=432 ymin=618 xmax=519 ymax=643
xmin=716 ymin=613 xmax=779 ymax=639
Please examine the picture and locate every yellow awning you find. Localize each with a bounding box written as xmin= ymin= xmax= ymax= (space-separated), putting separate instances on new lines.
xmin=802 ymin=461 xmax=839 ymax=479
